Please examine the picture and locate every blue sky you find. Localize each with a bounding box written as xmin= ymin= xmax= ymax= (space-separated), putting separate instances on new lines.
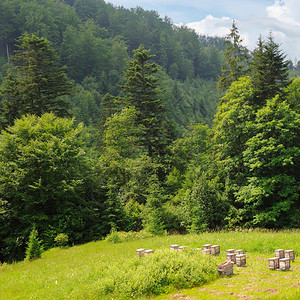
xmin=106 ymin=0 xmax=300 ymax=61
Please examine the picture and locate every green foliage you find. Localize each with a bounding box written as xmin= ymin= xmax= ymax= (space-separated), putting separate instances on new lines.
xmin=25 ymin=226 xmax=43 ymax=261
xmin=285 ymin=77 xmax=300 ymax=113
xmin=104 ymin=229 xmax=154 ymax=244
xmin=121 ymin=45 xmax=168 ymax=157
xmin=54 ymin=233 xmax=69 ymax=248
xmin=97 ymin=248 xmax=218 ymax=298
xmin=237 ymin=96 xmax=300 ymax=227
xmin=218 ymin=20 xmax=249 ymax=91
xmin=0 ymin=33 xmax=73 ymax=128
xmin=251 ymin=34 xmax=289 ymax=105
xmin=0 ymin=113 xmax=105 ymax=261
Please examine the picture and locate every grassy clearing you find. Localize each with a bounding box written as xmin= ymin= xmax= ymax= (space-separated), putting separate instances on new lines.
xmin=0 ymin=230 xmax=299 ymax=299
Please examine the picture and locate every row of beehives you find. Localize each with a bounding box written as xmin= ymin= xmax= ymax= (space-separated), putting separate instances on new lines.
xmin=268 ymin=249 xmax=295 ymax=271
xmin=202 ymin=244 xmax=247 ymax=267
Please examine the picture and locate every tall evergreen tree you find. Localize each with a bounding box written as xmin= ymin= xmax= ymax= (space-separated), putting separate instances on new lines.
xmin=0 ymin=33 xmax=74 ymax=128
xmin=121 ymin=45 xmax=167 ymax=157
xmin=218 ymin=20 xmax=249 ymax=91
xmin=251 ymin=33 xmax=289 ymax=105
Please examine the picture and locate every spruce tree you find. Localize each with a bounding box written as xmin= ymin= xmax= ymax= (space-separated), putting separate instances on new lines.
xmin=121 ymin=45 xmax=167 ymax=157
xmin=25 ymin=225 xmax=42 ymax=261
xmin=0 ymin=33 xmax=74 ymax=128
xmin=251 ymin=33 xmax=289 ymax=105
xmin=218 ymin=20 xmax=249 ymax=91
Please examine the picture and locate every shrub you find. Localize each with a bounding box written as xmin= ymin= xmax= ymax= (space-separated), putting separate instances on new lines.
xmin=54 ymin=233 xmax=69 ymax=247
xmin=96 ymin=248 xmax=218 ymax=298
xmin=104 ymin=229 xmax=122 ymax=244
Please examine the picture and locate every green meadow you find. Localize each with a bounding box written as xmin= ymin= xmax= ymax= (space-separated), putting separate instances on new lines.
xmin=0 ymin=230 xmax=299 ymax=299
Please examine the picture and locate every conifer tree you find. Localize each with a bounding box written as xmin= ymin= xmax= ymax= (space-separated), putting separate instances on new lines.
xmin=218 ymin=20 xmax=249 ymax=91
xmin=251 ymin=33 xmax=289 ymax=105
xmin=121 ymin=45 xmax=167 ymax=157
xmin=0 ymin=33 xmax=74 ymax=128
xmin=25 ymin=225 xmax=42 ymax=261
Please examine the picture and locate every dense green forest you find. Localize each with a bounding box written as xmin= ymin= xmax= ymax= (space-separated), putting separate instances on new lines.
xmin=0 ymin=0 xmax=299 ymax=262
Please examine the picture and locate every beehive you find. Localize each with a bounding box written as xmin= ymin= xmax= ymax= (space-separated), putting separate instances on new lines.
xmin=170 ymin=244 xmax=179 ymax=250
xmin=144 ymin=249 xmax=154 ymax=255
xmin=279 ymin=258 xmax=290 ymax=270
xmin=226 ymin=249 xmax=235 ymax=254
xmin=275 ymin=249 xmax=285 ymax=259
xmin=136 ymin=248 xmax=145 ymax=256
xmin=268 ymin=257 xmax=279 ymax=270
xmin=178 ymin=246 xmax=187 ymax=252
xmin=236 ymin=254 xmax=246 ymax=266
xmin=211 ymin=245 xmax=220 ymax=255
xmin=202 ymin=249 xmax=211 ymax=255
xmin=218 ymin=261 xmax=234 ymax=276
xmin=284 ymin=250 xmax=295 ymax=261
xmin=202 ymin=244 xmax=212 ymax=250
xmin=235 ymin=249 xmax=244 ymax=255
xmin=226 ymin=253 xmax=236 ymax=264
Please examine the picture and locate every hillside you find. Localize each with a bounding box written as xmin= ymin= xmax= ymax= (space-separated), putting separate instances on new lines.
xmin=0 ymin=230 xmax=299 ymax=299
xmin=0 ymin=0 xmax=225 ymax=128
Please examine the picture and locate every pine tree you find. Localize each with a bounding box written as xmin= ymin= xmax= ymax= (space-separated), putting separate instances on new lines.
xmin=251 ymin=33 xmax=289 ymax=105
xmin=218 ymin=20 xmax=249 ymax=91
xmin=121 ymin=45 xmax=167 ymax=157
xmin=0 ymin=33 xmax=74 ymax=128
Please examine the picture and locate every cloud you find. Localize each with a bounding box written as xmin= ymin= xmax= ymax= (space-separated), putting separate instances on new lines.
xmin=107 ymin=0 xmax=300 ymax=60
xmin=179 ymin=15 xmax=232 ymax=37
xmin=182 ymin=0 xmax=300 ymax=60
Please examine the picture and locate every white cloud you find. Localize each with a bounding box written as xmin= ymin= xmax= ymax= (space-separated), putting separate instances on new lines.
xmin=107 ymin=0 xmax=300 ymax=60
xmin=180 ymin=15 xmax=232 ymax=37
xmin=182 ymin=0 xmax=300 ymax=60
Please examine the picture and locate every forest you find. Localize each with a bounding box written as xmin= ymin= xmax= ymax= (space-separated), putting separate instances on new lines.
xmin=0 ymin=0 xmax=299 ymax=262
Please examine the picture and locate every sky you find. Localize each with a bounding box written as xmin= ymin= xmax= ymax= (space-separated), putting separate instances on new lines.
xmin=106 ymin=0 xmax=300 ymax=62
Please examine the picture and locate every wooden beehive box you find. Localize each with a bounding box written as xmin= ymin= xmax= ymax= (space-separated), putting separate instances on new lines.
xmin=275 ymin=249 xmax=285 ymax=258
xmin=203 ymin=244 xmax=212 ymax=250
xmin=170 ymin=244 xmax=179 ymax=250
xmin=218 ymin=261 xmax=234 ymax=276
xmin=236 ymin=254 xmax=246 ymax=266
xmin=226 ymin=253 xmax=236 ymax=264
xmin=178 ymin=246 xmax=187 ymax=252
xmin=235 ymin=249 xmax=244 ymax=255
xmin=211 ymin=245 xmax=220 ymax=255
xmin=284 ymin=250 xmax=295 ymax=261
xmin=226 ymin=249 xmax=235 ymax=254
xmin=279 ymin=258 xmax=290 ymax=270
xmin=202 ymin=249 xmax=211 ymax=255
xmin=144 ymin=249 xmax=154 ymax=255
xmin=268 ymin=257 xmax=279 ymax=270
xmin=136 ymin=248 xmax=145 ymax=256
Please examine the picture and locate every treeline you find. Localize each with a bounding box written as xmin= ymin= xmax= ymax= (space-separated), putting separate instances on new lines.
xmin=0 ymin=1 xmax=299 ymax=263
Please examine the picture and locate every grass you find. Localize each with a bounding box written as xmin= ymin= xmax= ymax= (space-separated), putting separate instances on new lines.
xmin=0 ymin=230 xmax=299 ymax=299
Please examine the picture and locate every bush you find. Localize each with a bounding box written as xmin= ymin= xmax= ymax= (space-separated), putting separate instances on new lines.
xmin=25 ymin=226 xmax=43 ymax=261
xmin=104 ymin=229 xmax=154 ymax=244
xmin=54 ymin=233 xmax=69 ymax=247
xmin=96 ymin=248 xmax=218 ymax=298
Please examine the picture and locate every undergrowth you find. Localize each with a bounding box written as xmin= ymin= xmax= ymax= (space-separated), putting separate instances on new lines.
xmin=104 ymin=229 xmax=155 ymax=243
xmin=95 ymin=248 xmax=218 ymax=298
